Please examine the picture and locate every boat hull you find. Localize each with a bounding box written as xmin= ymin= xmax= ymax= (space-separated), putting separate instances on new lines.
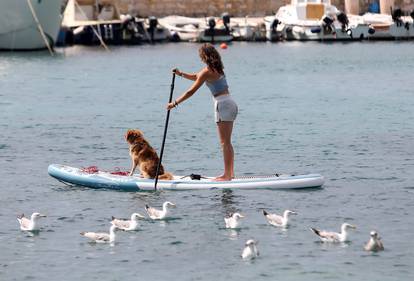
xmin=0 ymin=0 xmax=63 ymax=50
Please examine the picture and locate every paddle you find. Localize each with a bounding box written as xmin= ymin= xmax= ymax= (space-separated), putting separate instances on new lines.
xmin=154 ymin=72 xmax=176 ymax=190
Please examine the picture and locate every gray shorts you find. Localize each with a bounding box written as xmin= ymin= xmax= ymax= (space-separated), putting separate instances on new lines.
xmin=214 ymin=95 xmax=238 ymax=123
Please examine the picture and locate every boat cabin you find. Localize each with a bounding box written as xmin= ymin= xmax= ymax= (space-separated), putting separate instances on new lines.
xmin=62 ymin=0 xmax=121 ymax=27
xmin=290 ymin=0 xmax=336 ymax=20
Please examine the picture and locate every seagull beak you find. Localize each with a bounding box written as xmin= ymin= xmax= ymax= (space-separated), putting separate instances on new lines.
xmin=39 ymin=214 xmax=47 ymax=217
xmin=351 ymin=225 xmax=356 ymax=229
xmin=291 ymin=211 xmax=298 ymax=215
xmin=137 ymin=213 xmax=145 ymax=219
xmin=239 ymin=214 xmax=245 ymax=218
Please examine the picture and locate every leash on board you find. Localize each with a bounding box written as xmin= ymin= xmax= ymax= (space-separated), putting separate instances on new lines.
xmin=154 ymin=72 xmax=176 ymax=190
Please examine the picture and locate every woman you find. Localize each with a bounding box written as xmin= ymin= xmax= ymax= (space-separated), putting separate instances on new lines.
xmin=167 ymin=43 xmax=238 ymax=181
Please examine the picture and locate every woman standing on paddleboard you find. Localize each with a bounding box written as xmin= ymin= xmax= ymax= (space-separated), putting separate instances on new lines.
xmin=167 ymin=43 xmax=238 ymax=181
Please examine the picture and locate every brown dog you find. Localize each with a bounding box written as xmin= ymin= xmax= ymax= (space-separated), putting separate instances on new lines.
xmin=125 ymin=129 xmax=173 ymax=180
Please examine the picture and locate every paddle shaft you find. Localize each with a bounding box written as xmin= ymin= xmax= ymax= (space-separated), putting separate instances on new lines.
xmin=154 ymin=73 xmax=176 ymax=190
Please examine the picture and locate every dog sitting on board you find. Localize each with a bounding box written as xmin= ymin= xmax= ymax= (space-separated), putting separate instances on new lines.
xmin=125 ymin=129 xmax=173 ymax=180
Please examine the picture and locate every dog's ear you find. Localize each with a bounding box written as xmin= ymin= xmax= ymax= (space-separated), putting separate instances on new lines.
xmin=126 ymin=129 xmax=144 ymax=143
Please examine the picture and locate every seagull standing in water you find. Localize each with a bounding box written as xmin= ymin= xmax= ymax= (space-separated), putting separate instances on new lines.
xmin=111 ymin=213 xmax=145 ymax=231
xmin=241 ymin=239 xmax=259 ymax=260
xmin=262 ymin=209 xmax=297 ymax=227
xmin=224 ymin=213 xmax=245 ymax=229
xmin=310 ymin=223 xmax=356 ymax=243
xmin=17 ymin=213 xmax=46 ymax=231
xmin=80 ymin=225 xmax=121 ymax=243
xmin=364 ymin=231 xmax=384 ymax=252
xmin=145 ymin=201 xmax=176 ymax=220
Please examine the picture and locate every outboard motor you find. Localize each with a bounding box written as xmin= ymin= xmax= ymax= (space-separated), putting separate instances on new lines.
xmin=208 ymin=17 xmax=216 ymax=30
xmin=207 ymin=17 xmax=216 ymax=42
xmin=221 ymin=12 xmax=230 ymax=32
xmin=337 ymin=12 xmax=352 ymax=38
xmin=148 ymin=16 xmax=158 ymax=42
xmin=337 ymin=12 xmax=349 ymax=32
xmin=321 ymin=16 xmax=335 ymax=34
xmin=391 ymin=8 xmax=403 ymax=27
xmin=271 ymin=18 xmax=280 ymax=32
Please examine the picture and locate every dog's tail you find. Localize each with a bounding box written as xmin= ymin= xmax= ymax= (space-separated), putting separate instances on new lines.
xmin=158 ymin=172 xmax=173 ymax=180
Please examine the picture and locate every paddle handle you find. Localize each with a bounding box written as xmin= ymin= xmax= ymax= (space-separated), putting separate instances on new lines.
xmin=154 ymin=73 xmax=176 ymax=190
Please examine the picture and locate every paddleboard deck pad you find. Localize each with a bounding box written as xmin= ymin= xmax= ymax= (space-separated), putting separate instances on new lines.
xmin=48 ymin=164 xmax=324 ymax=191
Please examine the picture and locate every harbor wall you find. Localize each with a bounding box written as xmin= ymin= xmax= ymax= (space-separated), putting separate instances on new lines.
xmin=113 ymin=0 xmax=413 ymax=17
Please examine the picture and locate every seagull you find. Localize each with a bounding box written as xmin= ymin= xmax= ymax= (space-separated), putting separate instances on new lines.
xmin=364 ymin=231 xmax=384 ymax=252
xmin=145 ymin=201 xmax=176 ymax=220
xmin=262 ymin=209 xmax=297 ymax=227
xmin=111 ymin=213 xmax=145 ymax=231
xmin=80 ymin=225 xmax=121 ymax=243
xmin=224 ymin=212 xmax=245 ymax=229
xmin=310 ymin=223 xmax=356 ymax=243
xmin=241 ymin=239 xmax=259 ymax=260
xmin=17 ymin=213 xmax=46 ymax=231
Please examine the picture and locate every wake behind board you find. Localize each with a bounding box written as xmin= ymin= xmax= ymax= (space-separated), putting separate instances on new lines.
xmin=48 ymin=164 xmax=324 ymax=191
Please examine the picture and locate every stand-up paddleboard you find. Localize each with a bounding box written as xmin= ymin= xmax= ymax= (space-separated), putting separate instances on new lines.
xmin=48 ymin=164 xmax=324 ymax=191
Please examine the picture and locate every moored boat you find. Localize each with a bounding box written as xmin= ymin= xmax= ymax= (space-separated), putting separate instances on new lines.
xmin=158 ymin=15 xmax=201 ymax=42
xmin=270 ymin=0 xmax=370 ymax=41
xmin=159 ymin=14 xmax=233 ymax=43
xmin=61 ymin=0 xmax=146 ymax=45
xmin=0 ymin=0 xmax=63 ymax=50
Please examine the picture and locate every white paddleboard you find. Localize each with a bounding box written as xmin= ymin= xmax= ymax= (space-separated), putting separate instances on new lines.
xmin=48 ymin=164 xmax=324 ymax=191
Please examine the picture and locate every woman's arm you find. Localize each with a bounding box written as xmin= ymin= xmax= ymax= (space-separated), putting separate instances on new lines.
xmin=167 ymin=69 xmax=208 ymax=110
xmin=174 ymin=68 xmax=198 ymax=81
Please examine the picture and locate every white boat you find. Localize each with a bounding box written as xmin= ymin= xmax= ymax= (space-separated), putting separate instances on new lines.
xmin=231 ymin=17 xmax=267 ymax=41
xmin=62 ymin=0 xmax=146 ymax=45
xmin=158 ymin=16 xmax=201 ymax=42
xmin=0 ymin=0 xmax=63 ymax=50
xmin=269 ymin=0 xmax=370 ymax=41
xmin=362 ymin=11 xmax=414 ymax=39
xmin=159 ymin=15 xmax=233 ymax=42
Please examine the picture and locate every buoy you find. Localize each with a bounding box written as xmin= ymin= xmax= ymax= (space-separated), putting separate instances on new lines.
xmin=220 ymin=43 xmax=228 ymax=49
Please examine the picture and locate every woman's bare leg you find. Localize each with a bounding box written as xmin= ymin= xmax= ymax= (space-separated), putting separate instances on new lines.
xmin=215 ymin=121 xmax=234 ymax=181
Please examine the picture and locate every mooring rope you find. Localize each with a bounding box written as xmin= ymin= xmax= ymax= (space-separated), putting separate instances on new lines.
xmin=26 ymin=0 xmax=54 ymax=56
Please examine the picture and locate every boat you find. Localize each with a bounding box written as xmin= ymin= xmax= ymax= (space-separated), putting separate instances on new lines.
xmin=48 ymin=164 xmax=325 ymax=191
xmin=61 ymin=0 xmax=146 ymax=45
xmin=158 ymin=15 xmax=201 ymax=42
xmin=0 ymin=0 xmax=63 ymax=50
xmin=159 ymin=14 xmax=233 ymax=42
xmin=362 ymin=9 xmax=414 ymax=40
xmin=231 ymin=17 xmax=267 ymax=41
xmin=269 ymin=0 xmax=370 ymax=41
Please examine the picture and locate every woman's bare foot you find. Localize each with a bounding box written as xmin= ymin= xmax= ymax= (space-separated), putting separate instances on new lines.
xmin=214 ymin=174 xmax=232 ymax=181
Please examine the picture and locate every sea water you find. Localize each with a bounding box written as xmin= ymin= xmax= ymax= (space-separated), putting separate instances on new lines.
xmin=0 ymin=42 xmax=413 ymax=280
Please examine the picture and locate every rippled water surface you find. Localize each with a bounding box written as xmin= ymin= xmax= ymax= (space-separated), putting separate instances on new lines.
xmin=1 ymin=42 xmax=413 ymax=280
